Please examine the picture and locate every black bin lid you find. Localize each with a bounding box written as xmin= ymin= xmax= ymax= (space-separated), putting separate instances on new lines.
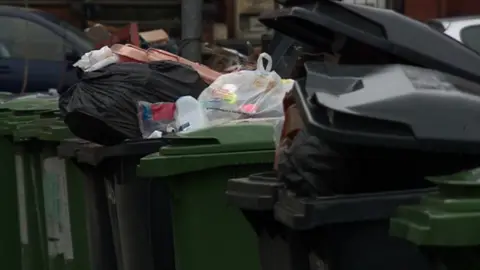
xmin=293 ymin=62 xmax=480 ymax=154
xmin=259 ymin=1 xmax=480 ymax=83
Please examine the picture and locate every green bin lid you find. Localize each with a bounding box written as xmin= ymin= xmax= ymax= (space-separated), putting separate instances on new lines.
xmin=37 ymin=125 xmax=72 ymax=142
xmin=390 ymin=169 xmax=480 ymax=246
xmin=0 ymin=96 xmax=57 ymax=111
xmin=0 ymin=99 xmax=56 ymax=128
xmin=161 ymin=119 xmax=278 ymax=155
xmin=0 ymin=116 xmax=41 ymax=135
xmin=14 ymin=119 xmax=68 ymax=141
xmin=0 ymin=96 xmax=59 ymax=136
xmin=0 ymin=92 xmax=13 ymax=101
xmin=138 ymin=119 xmax=278 ymax=177
xmin=428 ymin=168 xmax=480 ymax=185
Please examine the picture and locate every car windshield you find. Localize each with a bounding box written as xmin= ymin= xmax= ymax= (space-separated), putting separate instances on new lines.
xmin=32 ymin=10 xmax=95 ymax=51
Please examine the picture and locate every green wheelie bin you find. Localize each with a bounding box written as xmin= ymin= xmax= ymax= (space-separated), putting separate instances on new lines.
xmin=61 ymin=119 xmax=278 ymax=270
xmin=13 ymin=106 xmax=118 ymax=270
xmin=391 ymin=169 xmax=480 ymax=270
xmin=0 ymin=97 xmax=58 ymax=270
xmin=0 ymin=95 xmax=111 ymax=270
xmin=13 ymin=109 xmax=93 ymax=270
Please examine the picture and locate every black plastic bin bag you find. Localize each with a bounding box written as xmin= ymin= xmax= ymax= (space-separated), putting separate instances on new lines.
xmin=59 ymin=61 xmax=207 ymax=145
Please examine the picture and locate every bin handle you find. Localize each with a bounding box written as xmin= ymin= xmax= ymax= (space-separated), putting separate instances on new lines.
xmin=125 ymin=136 xmax=218 ymax=145
xmin=102 ymin=137 xmax=219 ymax=157
xmin=76 ymin=137 xmax=220 ymax=165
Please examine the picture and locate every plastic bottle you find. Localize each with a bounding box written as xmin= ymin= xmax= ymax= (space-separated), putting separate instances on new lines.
xmin=174 ymin=96 xmax=208 ymax=133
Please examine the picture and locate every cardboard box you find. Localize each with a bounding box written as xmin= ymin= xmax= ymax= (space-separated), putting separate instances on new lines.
xmin=139 ymin=29 xmax=169 ymax=44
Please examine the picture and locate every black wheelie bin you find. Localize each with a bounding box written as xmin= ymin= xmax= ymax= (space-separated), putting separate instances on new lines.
xmin=227 ymin=2 xmax=480 ymax=270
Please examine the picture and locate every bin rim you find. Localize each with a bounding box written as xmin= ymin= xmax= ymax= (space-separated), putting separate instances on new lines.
xmin=274 ymin=187 xmax=438 ymax=230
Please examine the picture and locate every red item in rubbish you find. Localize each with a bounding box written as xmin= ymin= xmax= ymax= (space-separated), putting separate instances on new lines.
xmin=241 ymin=104 xmax=257 ymax=113
xmin=95 ymin=23 xmax=141 ymax=49
xmin=151 ymin=103 xmax=176 ymax=121
xmin=111 ymin=44 xmax=148 ymax=63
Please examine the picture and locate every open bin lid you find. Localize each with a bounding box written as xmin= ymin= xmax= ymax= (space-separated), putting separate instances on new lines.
xmin=259 ymin=1 xmax=480 ymax=83
xmin=294 ymin=62 xmax=480 ymax=153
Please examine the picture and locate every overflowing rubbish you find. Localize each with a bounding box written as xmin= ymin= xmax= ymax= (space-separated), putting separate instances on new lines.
xmin=59 ymin=61 xmax=207 ymax=145
xmin=105 ymin=44 xmax=222 ymax=84
xmin=135 ymin=52 xmax=290 ymax=137
xmin=63 ymin=44 xmax=292 ymax=142
xmin=198 ymin=53 xmax=293 ymax=124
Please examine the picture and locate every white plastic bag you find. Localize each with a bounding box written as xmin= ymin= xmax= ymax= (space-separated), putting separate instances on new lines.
xmin=73 ymin=46 xmax=119 ymax=72
xmin=198 ymin=53 xmax=294 ymax=124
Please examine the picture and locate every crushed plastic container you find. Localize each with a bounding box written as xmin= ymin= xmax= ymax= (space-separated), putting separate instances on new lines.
xmin=174 ymin=96 xmax=208 ymax=133
xmin=61 ymin=119 xmax=279 ymax=270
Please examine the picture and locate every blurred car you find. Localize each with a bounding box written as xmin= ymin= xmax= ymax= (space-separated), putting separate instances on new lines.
xmin=0 ymin=6 xmax=94 ymax=93
xmin=427 ymin=16 xmax=480 ymax=54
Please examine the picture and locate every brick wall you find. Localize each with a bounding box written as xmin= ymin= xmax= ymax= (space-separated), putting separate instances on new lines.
xmin=404 ymin=0 xmax=480 ymax=21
